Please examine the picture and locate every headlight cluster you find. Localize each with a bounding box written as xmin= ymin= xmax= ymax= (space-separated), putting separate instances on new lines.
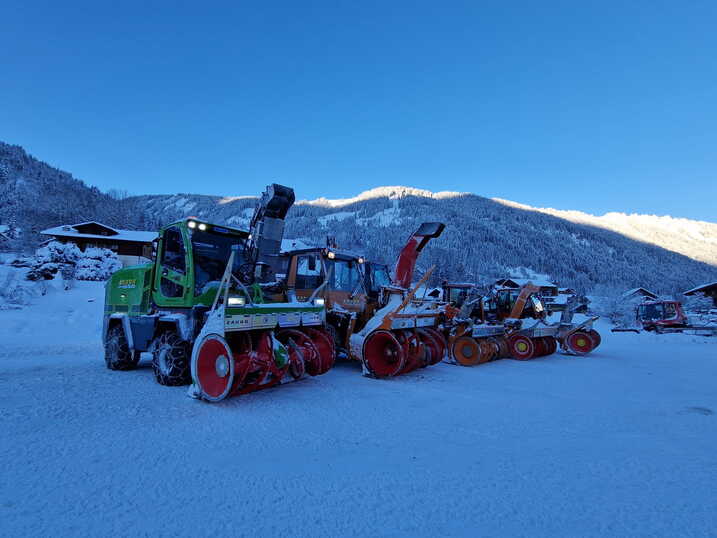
xmin=227 ymin=296 xmax=246 ymax=306
xmin=187 ymin=219 xmax=208 ymax=231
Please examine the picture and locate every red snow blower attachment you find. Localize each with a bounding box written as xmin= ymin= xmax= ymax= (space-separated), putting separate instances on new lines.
xmin=393 ymin=222 xmax=446 ymax=288
xmin=349 ymin=222 xmax=448 ymax=378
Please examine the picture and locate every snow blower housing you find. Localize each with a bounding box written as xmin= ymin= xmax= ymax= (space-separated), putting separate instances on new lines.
xmin=283 ymin=222 xmax=448 ymax=378
xmin=102 ymin=184 xmax=334 ymax=402
xmin=437 ymin=282 xmax=601 ymax=365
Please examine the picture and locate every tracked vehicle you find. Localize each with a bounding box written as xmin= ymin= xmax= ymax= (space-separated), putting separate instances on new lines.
xmin=103 ymin=184 xmax=333 ymax=401
xmin=283 ymin=222 xmax=447 ymax=377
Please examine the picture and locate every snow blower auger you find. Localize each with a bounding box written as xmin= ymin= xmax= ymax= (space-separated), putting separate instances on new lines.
xmin=283 ymin=222 xmax=447 ymax=378
xmin=438 ymin=282 xmax=601 ymax=364
xmin=188 ymin=245 xmax=333 ymax=402
xmin=102 ymin=184 xmax=333 ymax=402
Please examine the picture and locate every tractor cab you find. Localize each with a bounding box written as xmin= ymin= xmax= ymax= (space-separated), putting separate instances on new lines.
xmin=442 ymin=282 xmax=477 ymax=308
xmin=637 ymin=300 xmax=688 ymax=330
xmin=106 ymin=218 xmax=251 ymax=319
xmin=153 ymin=219 xmax=252 ymax=308
xmin=285 ymin=246 xmax=375 ymax=351
xmin=490 ymin=286 xmax=546 ymax=321
xmin=363 ymin=261 xmax=392 ymax=299
xmin=286 ymin=247 xmax=368 ymax=311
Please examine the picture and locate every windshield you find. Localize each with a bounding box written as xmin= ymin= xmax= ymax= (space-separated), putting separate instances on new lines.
xmin=329 ymin=259 xmax=362 ymax=292
xmin=449 ymin=287 xmax=471 ymax=305
xmin=191 ymin=229 xmax=247 ymax=295
xmin=365 ymin=263 xmax=391 ymax=293
xmin=639 ymin=303 xmax=665 ymax=321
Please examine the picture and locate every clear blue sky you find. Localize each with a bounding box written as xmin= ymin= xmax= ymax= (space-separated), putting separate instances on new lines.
xmin=1 ymin=1 xmax=715 ymax=220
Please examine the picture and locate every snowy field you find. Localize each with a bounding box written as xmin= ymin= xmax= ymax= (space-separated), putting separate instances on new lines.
xmin=2 ymin=282 xmax=717 ymax=537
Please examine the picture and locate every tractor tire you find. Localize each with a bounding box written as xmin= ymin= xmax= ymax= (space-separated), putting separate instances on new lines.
xmin=152 ymin=331 xmax=191 ymax=386
xmin=104 ymin=324 xmax=140 ymax=371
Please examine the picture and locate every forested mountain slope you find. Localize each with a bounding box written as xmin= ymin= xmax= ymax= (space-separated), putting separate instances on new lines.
xmin=132 ymin=186 xmax=717 ymax=295
xmin=2 ymin=142 xmax=715 ymax=294
xmin=0 ymin=142 xmax=149 ymax=246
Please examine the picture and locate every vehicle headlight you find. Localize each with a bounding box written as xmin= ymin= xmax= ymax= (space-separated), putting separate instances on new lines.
xmin=327 ymin=251 xmax=335 ymax=259
xmin=198 ymin=223 xmax=208 ymax=231
xmin=358 ymin=257 xmax=364 ymax=264
xmin=228 ymin=296 xmax=246 ymax=306
xmin=187 ymin=220 xmax=197 ymax=229
xmin=314 ymin=298 xmax=325 ymax=307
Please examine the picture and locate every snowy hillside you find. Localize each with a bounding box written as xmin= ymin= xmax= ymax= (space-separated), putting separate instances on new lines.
xmin=2 ymin=142 xmax=716 ymax=294
xmin=132 ymin=186 xmax=717 ymax=295
xmin=495 ymin=198 xmax=717 ymax=267
xmin=0 ymin=142 xmax=151 ymax=247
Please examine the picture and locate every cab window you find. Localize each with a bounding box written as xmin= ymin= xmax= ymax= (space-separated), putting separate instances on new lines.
xmin=332 ymin=260 xmax=361 ymax=292
xmin=161 ymin=227 xmax=186 ymax=273
xmin=295 ymin=254 xmax=323 ymax=289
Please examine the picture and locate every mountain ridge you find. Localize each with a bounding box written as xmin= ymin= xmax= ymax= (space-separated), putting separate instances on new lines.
xmin=1 ymin=141 xmax=715 ymax=294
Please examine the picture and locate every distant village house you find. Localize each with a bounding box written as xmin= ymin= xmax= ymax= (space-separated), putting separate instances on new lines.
xmin=621 ymin=287 xmax=658 ymax=301
xmin=494 ymin=278 xmax=559 ymax=299
xmin=683 ymin=282 xmax=717 ymax=308
xmin=41 ymin=221 xmax=156 ymax=267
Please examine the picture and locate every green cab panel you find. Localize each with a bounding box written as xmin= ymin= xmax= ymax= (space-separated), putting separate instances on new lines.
xmin=105 ymin=264 xmax=154 ymax=316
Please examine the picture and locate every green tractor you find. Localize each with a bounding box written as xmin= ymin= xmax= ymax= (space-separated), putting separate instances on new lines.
xmin=103 ymin=184 xmax=334 ymax=402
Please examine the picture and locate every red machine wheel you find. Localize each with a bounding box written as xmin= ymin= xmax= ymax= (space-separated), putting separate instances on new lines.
xmin=567 ymin=331 xmax=594 ymax=355
xmin=303 ymin=327 xmax=335 ymax=374
xmin=532 ymin=337 xmax=546 ymax=358
xmin=492 ymin=336 xmax=510 ymax=358
xmin=423 ymin=327 xmax=447 ymax=362
xmin=363 ymin=330 xmax=405 ymax=377
xmin=544 ymin=336 xmax=558 ymax=356
xmin=395 ymin=330 xmax=423 ymax=373
xmin=478 ymin=339 xmax=496 ymax=363
xmin=452 ymin=336 xmax=481 ymax=366
xmin=508 ymin=334 xmax=535 ymax=360
xmin=192 ymin=334 xmax=236 ymax=402
xmin=486 ymin=338 xmax=502 ymax=360
xmin=588 ymin=329 xmax=601 ymax=349
xmin=417 ymin=329 xmax=442 ymax=366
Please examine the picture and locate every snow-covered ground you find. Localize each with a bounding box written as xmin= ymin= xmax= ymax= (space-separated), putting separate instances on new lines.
xmin=2 ymin=284 xmax=716 ymax=537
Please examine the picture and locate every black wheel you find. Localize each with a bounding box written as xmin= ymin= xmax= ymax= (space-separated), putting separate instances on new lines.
xmin=152 ymin=331 xmax=191 ymax=386
xmin=105 ymin=324 xmax=140 ymax=371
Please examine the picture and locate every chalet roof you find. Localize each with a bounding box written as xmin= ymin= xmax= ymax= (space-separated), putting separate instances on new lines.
xmin=495 ymin=277 xmax=557 ymax=288
xmin=684 ymin=282 xmax=717 ymax=295
xmin=622 ymin=287 xmax=658 ymax=299
xmin=41 ymin=221 xmax=156 ymax=243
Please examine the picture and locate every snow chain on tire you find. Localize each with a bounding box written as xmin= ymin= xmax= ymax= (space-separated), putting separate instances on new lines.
xmin=105 ymin=324 xmax=140 ymax=371
xmin=152 ymin=331 xmax=191 ymax=386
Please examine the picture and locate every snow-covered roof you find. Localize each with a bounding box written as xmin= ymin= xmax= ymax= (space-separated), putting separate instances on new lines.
xmin=622 ymin=287 xmax=658 ymax=299
xmin=41 ymin=222 xmax=157 ymax=243
xmin=280 ymin=238 xmax=316 ymax=252
xmin=684 ymin=281 xmax=717 ymax=295
xmin=496 ymin=277 xmax=556 ymax=288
